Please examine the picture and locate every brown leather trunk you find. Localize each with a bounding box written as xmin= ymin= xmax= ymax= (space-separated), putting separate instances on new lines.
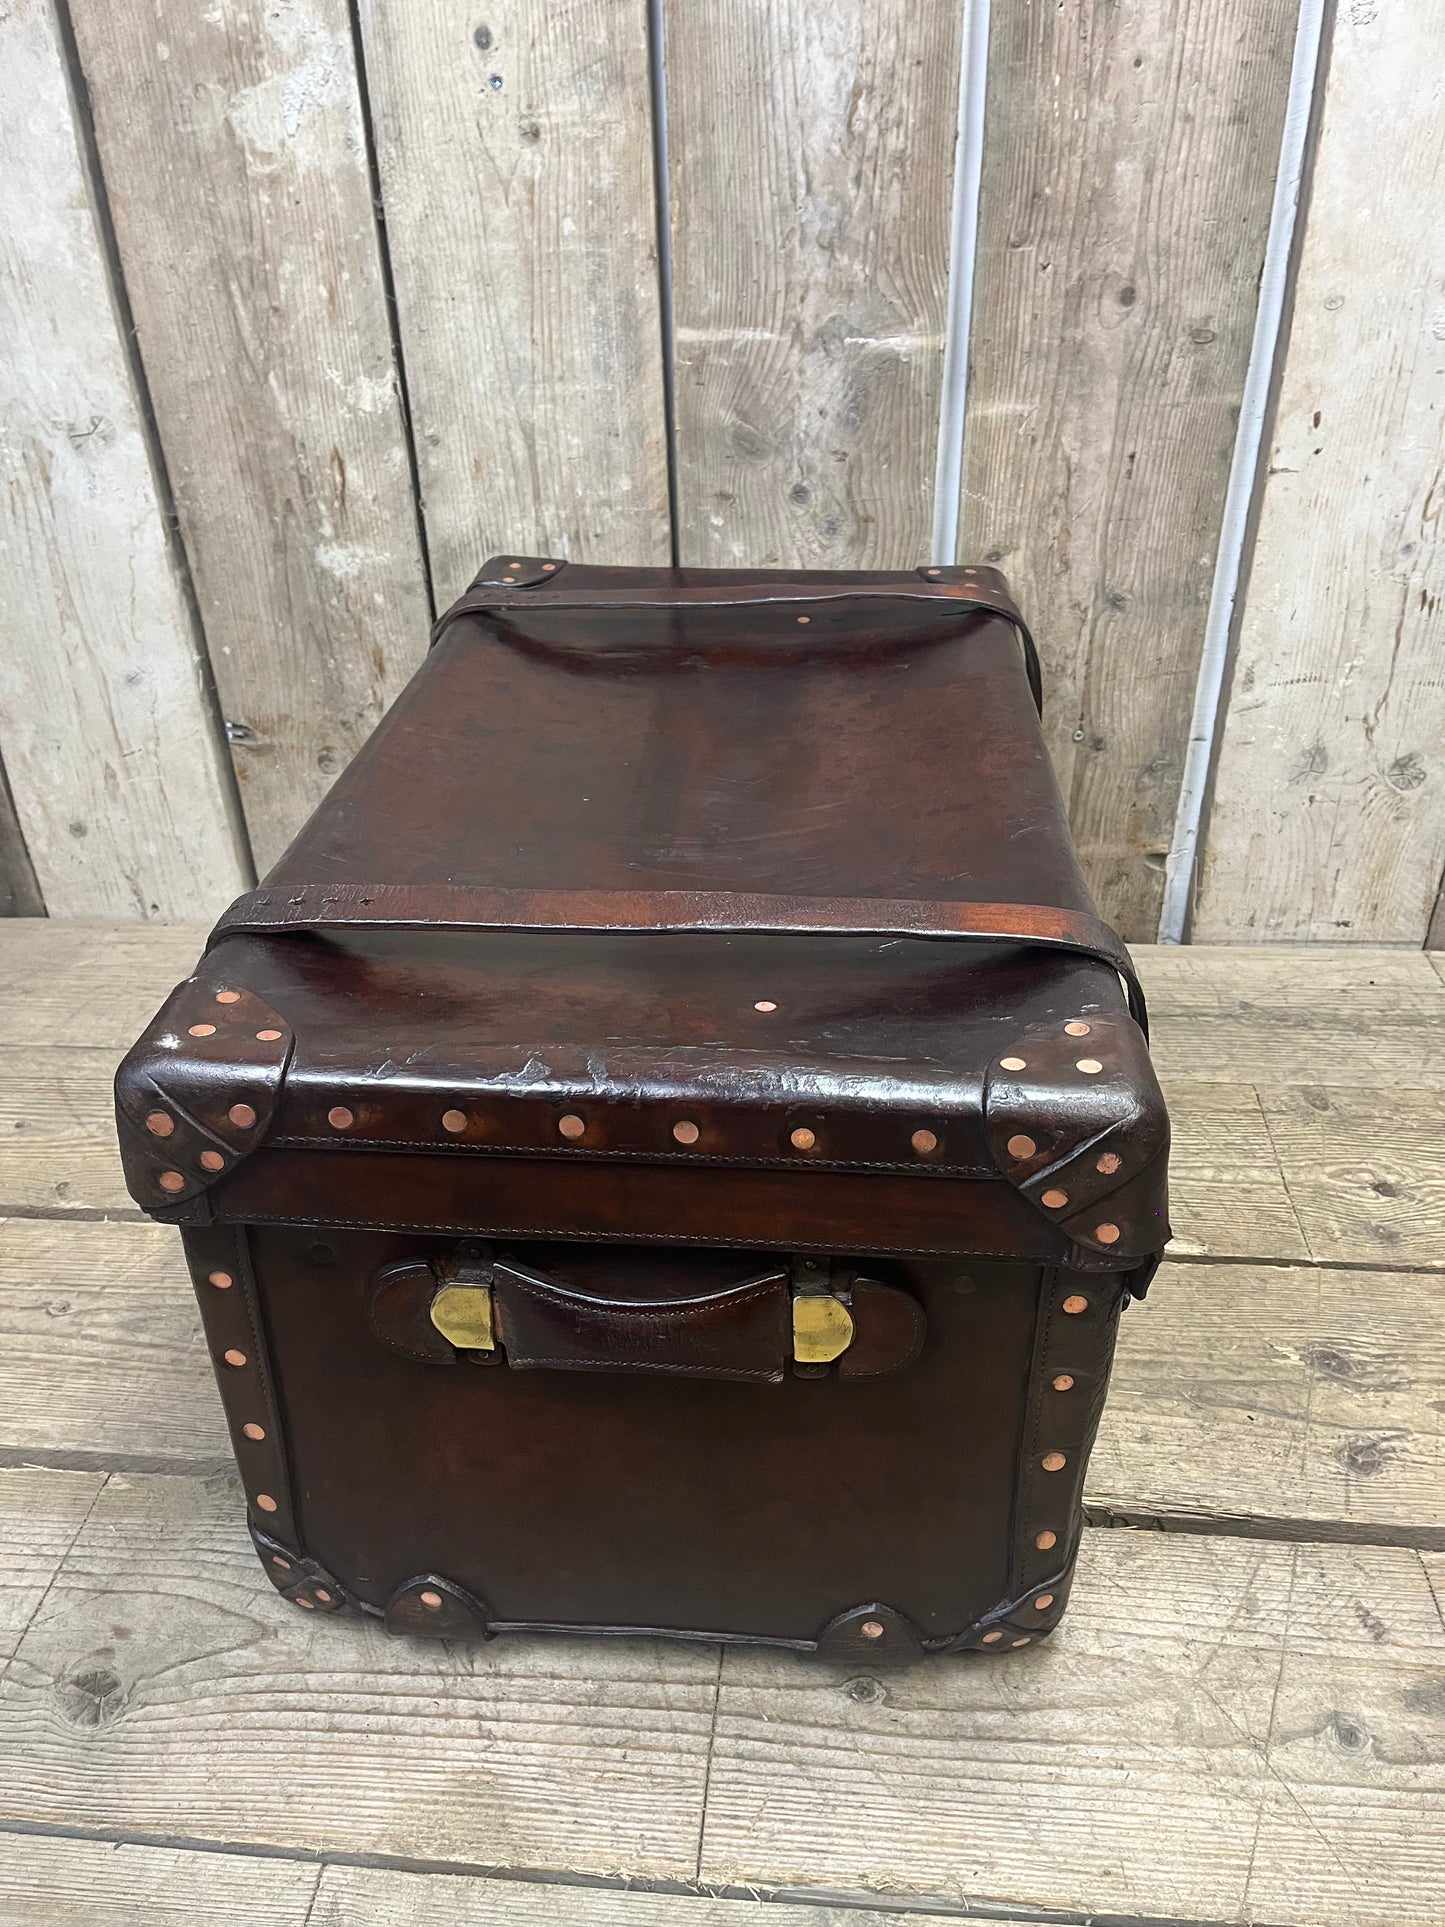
xmin=116 ymin=559 xmax=1169 ymax=1665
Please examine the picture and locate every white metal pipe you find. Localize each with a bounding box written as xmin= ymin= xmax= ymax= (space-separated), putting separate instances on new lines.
xmin=1157 ymin=0 xmax=1330 ymax=942
xmin=930 ymin=0 xmax=991 ymax=566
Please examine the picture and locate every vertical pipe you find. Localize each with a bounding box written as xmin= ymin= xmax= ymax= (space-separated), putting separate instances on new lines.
xmin=646 ymin=0 xmax=681 ymax=567
xmin=930 ymin=0 xmax=991 ymax=566
xmin=1157 ymin=0 xmax=1330 ymax=942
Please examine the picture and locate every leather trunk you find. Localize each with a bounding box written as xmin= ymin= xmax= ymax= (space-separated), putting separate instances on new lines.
xmin=115 ymin=558 xmax=1170 ymax=1665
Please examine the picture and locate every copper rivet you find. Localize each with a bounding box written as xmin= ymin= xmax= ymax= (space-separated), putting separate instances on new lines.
xmin=1095 ymin=1222 xmax=1122 ymax=1245
xmin=1000 ymin=1055 xmax=1027 ymax=1071
xmin=1035 ymin=1529 xmax=1057 ymax=1551
xmin=1006 ymin=1133 xmax=1036 ymax=1159
xmin=1096 ymin=1150 xmax=1121 ymax=1175
xmin=1042 ymin=1451 xmax=1066 ymax=1471
xmin=1062 ymin=1294 xmax=1089 ymax=1315
xmin=542 ymin=562 xmax=556 ymax=571
xmin=216 ymin=990 xmax=242 ymax=1005
xmin=145 ymin=1110 xmax=174 ymax=1138
xmin=272 ymin=1554 xmax=291 ymax=1570
xmin=981 ymin=1629 xmax=1004 ymax=1643
xmin=796 ymin=615 xmax=811 ymax=625
xmin=200 ymin=1150 xmax=225 ymax=1172
xmin=1064 ymin=1020 xmax=1090 ymax=1037
xmin=256 ymin=1493 xmax=277 ymax=1512
xmin=229 ymin=1103 xmax=257 ymax=1129
xmin=1052 ymin=1373 xmax=1075 ymax=1392
xmin=419 ymin=1590 xmax=443 ymax=1610
xmin=1041 ymin=1187 xmax=1069 ymax=1209
xmin=188 ymin=1022 xmax=216 ymax=1037
xmin=328 ymin=1106 xmax=354 ymax=1131
xmin=790 ymin=1126 xmax=816 ymax=1151
xmin=558 ymin=1113 xmax=586 ymax=1139
xmin=296 ymin=1597 xmax=315 ymax=1610
xmin=926 ymin=567 xmax=942 ymax=577
xmin=1011 ymin=1637 xmax=1031 ymax=1648
xmin=754 ymin=1000 xmax=777 ymax=1012
xmin=860 ymin=1620 xmax=884 ymax=1640
xmin=673 ymin=1120 xmax=700 ymax=1145
xmin=314 ymin=1588 xmax=332 ymax=1604
xmin=207 ymin=1270 xmax=233 ymax=1290
xmin=256 ymin=1028 xmax=282 ymax=1042
xmin=243 ymin=1422 xmax=266 ymax=1441
xmin=1034 ymin=1593 xmax=1055 ymax=1611
xmin=158 ymin=1171 xmax=185 ymax=1193
xmin=441 ymin=1108 xmax=468 ymax=1133
xmin=1076 ymin=1057 xmax=1103 ymax=1075
xmin=224 ymin=1348 xmax=247 ymax=1367
xmin=911 ymin=1129 xmax=938 ymax=1154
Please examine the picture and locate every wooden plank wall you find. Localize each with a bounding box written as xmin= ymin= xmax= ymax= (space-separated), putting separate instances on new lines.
xmin=0 ymin=0 xmax=1441 ymax=940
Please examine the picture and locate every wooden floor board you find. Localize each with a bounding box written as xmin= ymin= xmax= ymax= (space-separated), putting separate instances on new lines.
xmin=0 ymin=1472 xmax=716 ymax=1879
xmin=699 ymin=1534 xmax=1445 ymax=1925
xmin=0 ymin=1470 xmax=1439 ymax=1926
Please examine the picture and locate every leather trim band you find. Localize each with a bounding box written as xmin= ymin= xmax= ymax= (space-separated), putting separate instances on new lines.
xmin=207 ymin=882 xmax=1147 ymax=1034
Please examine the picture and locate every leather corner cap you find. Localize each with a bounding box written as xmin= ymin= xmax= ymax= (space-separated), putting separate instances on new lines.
xmin=982 ymin=1010 xmax=1169 ymax=1261
xmin=115 ymin=978 xmax=292 ymax=1215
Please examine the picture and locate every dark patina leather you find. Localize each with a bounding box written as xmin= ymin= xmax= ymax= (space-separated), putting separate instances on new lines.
xmin=115 ymin=559 xmax=1170 ymax=1661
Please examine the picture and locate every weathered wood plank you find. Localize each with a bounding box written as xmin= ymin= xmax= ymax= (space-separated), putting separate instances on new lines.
xmin=0 ymin=1834 xmax=317 ymax=1927
xmin=665 ymin=0 xmax=962 ymax=569
xmin=0 ymin=1471 xmax=716 ymax=1876
xmin=0 ymin=1050 xmax=134 ymax=1221
xmin=0 ymin=1835 xmax=1030 ymax=1927
xmin=0 ymin=921 xmax=203 ymax=1049
xmin=0 ymin=0 xmax=249 ymax=920
xmin=66 ymin=0 xmax=433 ymax=876
xmin=0 ymin=1219 xmax=223 ymax=1472
xmin=1197 ymin=3 xmax=1445 ymax=942
xmin=962 ymin=0 xmax=1299 ymax=939
xmin=0 ymin=757 xmax=44 ymax=920
xmin=0 ymin=1469 xmax=104 ymax=1670
xmin=7 ymin=1221 xmax=1444 ymax=1548
xmin=700 ymin=1534 xmax=1445 ymax=1925
xmin=1094 ymin=1260 xmax=1445 ymax=1542
xmin=1160 ymin=1075 xmax=1312 ymax=1262
xmin=357 ymin=0 xmax=669 ymax=603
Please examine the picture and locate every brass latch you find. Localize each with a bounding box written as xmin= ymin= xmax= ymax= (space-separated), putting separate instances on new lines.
xmin=792 ymin=1289 xmax=854 ymax=1364
xmin=429 ymin=1282 xmax=495 ymax=1351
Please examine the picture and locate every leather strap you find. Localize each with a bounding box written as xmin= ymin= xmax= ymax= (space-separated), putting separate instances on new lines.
xmin=207 ymin=882 xmax=1147 ymax=1035
xmin=432 ymin=560 xmax=1043 ymax=713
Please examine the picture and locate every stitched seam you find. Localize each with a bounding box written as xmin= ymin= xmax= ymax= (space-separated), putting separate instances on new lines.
xmin=267 ymin=1137 xmax=994 ymax=1177
xmin=218 ymin=1209 xmax=1080 ymax=1264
